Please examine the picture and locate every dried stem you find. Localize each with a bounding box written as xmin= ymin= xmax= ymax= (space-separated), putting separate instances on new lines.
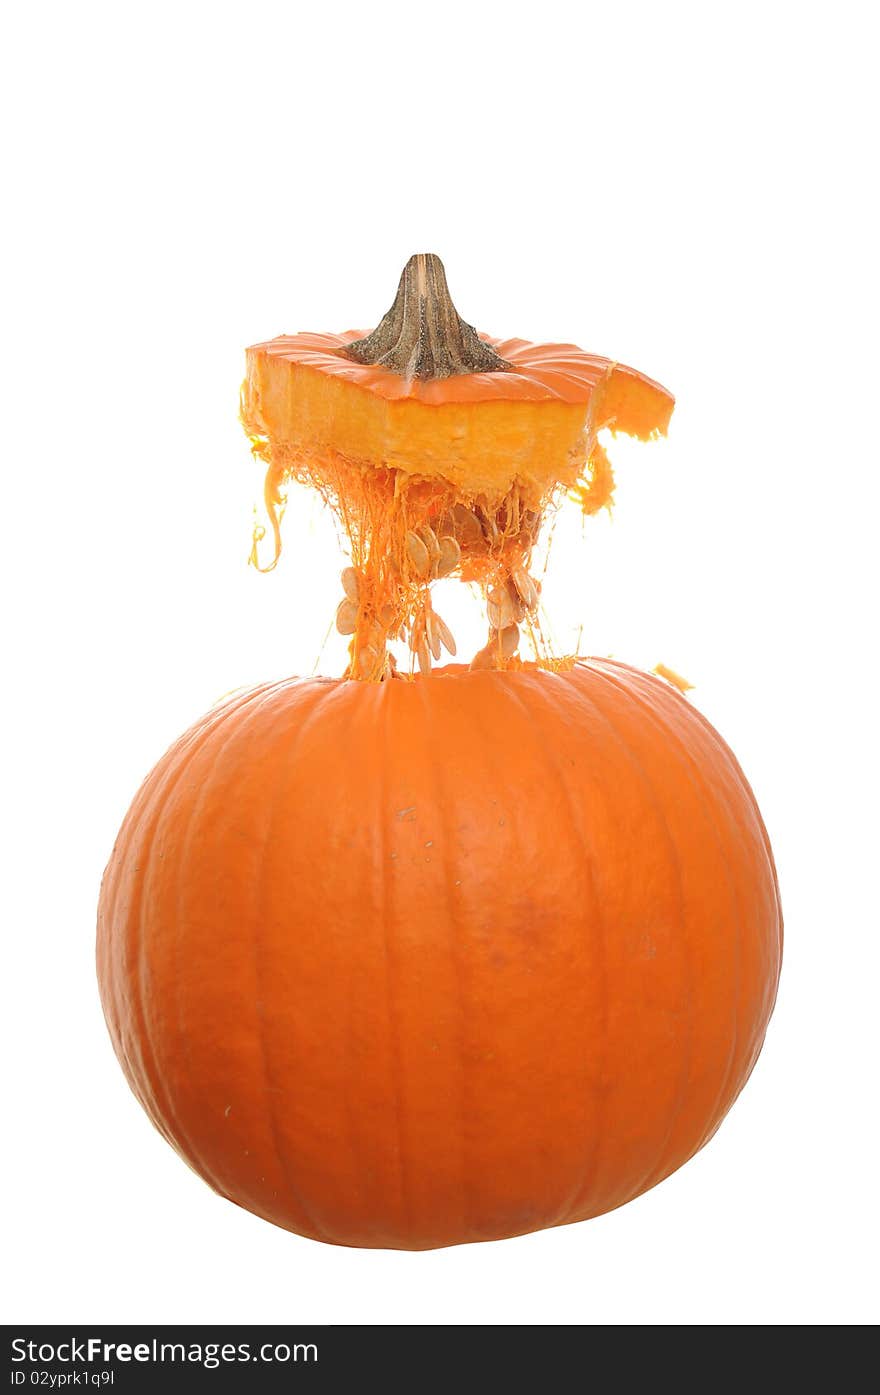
xmin=344 ymin=253 xmax=510 ymax=381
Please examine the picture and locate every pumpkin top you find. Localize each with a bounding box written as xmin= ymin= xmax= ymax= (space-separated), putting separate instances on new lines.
xmin=247 ymin=253 xmax=673 ymax=436
xmin=240 ymin=253 xmax=674 ymax=682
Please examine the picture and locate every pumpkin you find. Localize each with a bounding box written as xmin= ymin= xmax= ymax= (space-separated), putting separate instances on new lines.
xmin=98 ymin=254 xmax=781 ymax=1249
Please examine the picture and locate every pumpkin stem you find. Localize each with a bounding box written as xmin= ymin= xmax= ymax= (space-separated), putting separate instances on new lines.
xmin=344 ymin=253 xmax=510 ymax=382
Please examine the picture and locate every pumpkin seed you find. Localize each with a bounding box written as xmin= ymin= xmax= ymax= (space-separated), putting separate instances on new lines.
xmin=336 ymin=599 xmax=359 ymax=635
xmin=421 ymin=525 xmax=441 ymax=575
xmin=505 ymin=580 xmax=527 ymax=623
xmin=452 ymin=503 xmax=484 ymax=546
xmin=434 ymin=612 xmax=457 ymax=656
xmin=511 ymin=564 xmax=538 ymax=611
xmin=499 ymin=623 xmax=520 ymax=659
xmin=341 ymin=566 xmax=361 ymax=603
xmin=405 ymin=529 xmax=430 ymax=577
xmin=417 ymin=636 xmax=431 ymax=675
xmin=358 ymin=644 xmax=379 ymax=675
xmin=425 ymin=608 xmax=442 ymax=661
xmin=487 ymin=586 xmax=517 ymax=630
xmin=437 ymin=535 xmax=461 ymax=577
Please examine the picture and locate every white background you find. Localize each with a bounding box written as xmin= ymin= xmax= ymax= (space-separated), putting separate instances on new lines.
xmin=2 ymin=0 xmax=878 ymax=1326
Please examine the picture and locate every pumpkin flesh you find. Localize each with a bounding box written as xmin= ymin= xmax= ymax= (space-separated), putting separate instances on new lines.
xmin=242 ymin=331 xmax=673 ymax=501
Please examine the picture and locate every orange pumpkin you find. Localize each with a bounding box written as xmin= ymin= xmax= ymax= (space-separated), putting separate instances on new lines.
xmin=98 ymin=254 xmax=781 ymax=1248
